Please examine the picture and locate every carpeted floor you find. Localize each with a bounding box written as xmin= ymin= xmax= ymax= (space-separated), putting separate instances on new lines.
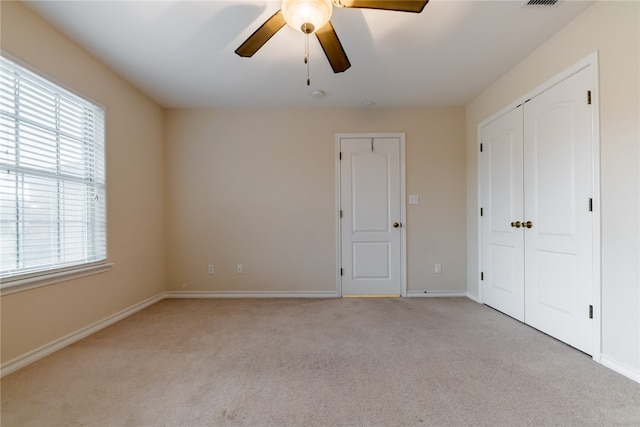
xmin=1 ymin=297 xmax=639 ymax=426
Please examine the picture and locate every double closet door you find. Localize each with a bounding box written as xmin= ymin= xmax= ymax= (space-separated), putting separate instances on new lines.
xmin=480 ymin=66 xmax=594 ymax=355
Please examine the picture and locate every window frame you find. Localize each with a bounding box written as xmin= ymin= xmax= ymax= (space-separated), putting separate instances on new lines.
xmin=0 ymin=54 xmax=111 ymax=294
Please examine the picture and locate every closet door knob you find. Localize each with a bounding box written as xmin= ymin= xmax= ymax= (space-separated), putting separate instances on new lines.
xmin=511 ymin=221 xmax=522 ymax=228
xmin=525 ymin=221 xmax=533 ymax=229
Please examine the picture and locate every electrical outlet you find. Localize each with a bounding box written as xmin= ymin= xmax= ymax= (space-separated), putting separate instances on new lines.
xmin=208 ymin=264 xmax=214 ymax=275
xmin=435 ymin=263 xmax=442 ymax=273
xmin=237 ymin=263 xmax=243 ymax=274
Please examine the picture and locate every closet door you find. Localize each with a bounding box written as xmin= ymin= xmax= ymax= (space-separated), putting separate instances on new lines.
xmin=340 ymin=136 xmax=403 ymax=296
xmin=523 ymin=66 xmax=594 ymax=355
xmin=481 ymin=107 xmax=525 ymax=321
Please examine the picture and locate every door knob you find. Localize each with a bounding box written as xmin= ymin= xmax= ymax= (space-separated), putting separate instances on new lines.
xmin=525 ymin=221 xmax=533 ymax=229
xmin=393 ymin=222 xmax=402 ymax=228
xmin=510 ymin=221 xmax=521 ymax=228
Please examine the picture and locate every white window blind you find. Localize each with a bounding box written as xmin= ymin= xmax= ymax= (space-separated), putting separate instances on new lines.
xmin=0 ymin=56 xmax=106 ymax=283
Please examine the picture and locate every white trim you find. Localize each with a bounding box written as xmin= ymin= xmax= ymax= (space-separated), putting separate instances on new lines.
xmin=0 ymin=262 xmax=113 ymax=296
xmin=407 ymin=291 xmax=468 ymax=298
xmin=400 ymin=138 xmax=407 ymax=297
xmin=476 ymin=52 xmax=601 ymax=362
xmin=1 ymin=289 xmax=635 ymax=384
xmin=335 ymin=137 xmax=343 ymax=297
xmin=0 ymin=292 xmax=164 ymax=378
xmin=166 ymin=291 xmax=339 ymax=299
xmin=0 ymin=51 xmax=108 ymax=110
xmin=476 ymin=123 xmax=484 ymax=304
xmin=599 ymin=355 xmax=640 ymax=384
xmin=588 ymin=51 xmax=602 ymax=362
xmin=335 ymin=133 xmax=407 ymax=297
xmin=478 ymin=53 xmax=596 ymax=130
xmin=466 ymin=292 xmax=482 ymax=303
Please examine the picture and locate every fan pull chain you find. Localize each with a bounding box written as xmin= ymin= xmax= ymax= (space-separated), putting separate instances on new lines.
xmin=304 ymin=31 xmax=310 ymax=86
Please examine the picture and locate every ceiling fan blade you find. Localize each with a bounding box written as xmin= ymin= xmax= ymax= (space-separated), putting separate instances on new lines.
xmin=315 ymin=21 xmax=351 ymax=73
xmin=333 ymin=0 xmax=429 ymax=13
xmin=235 ymin=10 xmax=286 ymax=57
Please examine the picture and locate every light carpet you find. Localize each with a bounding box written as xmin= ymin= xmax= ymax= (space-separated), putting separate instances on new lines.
xmin=2 ymin=297 xmax=639 ymax=426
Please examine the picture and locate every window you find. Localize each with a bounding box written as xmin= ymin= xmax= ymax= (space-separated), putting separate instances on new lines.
xmin=0 ymin=56 xmax=106 ymax=286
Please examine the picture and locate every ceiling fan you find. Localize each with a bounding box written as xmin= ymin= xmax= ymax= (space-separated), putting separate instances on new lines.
xmin=235 ymin=0 xmax=429 ymax=83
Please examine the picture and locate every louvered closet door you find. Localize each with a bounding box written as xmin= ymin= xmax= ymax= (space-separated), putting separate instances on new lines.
xmin=523 ymin=66 xmax=594 ymax=355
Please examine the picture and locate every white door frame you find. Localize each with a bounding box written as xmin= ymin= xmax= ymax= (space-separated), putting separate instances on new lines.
xmin=477 ymin=52 xmax=601 ymax=362
xmin=336 ymin=133 xmax=407 ymax=297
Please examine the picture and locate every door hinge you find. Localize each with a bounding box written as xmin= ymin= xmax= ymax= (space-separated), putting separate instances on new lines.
xmin=587 ymin=90 xmax=592 ymax=105
xmin=339 ymin=152 xmax=342 ymax=160
xmin=589 ymin=198 xmax=593 ymax=212
xmin=340 ymin=210 xmax=343 ymax=218
xmin=340 ymin=268 xmax=343 ymax=276
xmin=480 ymin=207 xmax=484 ymax=217
xmin=589 ymin=304 xmax=593 ymax=319
xmin=480 ymin=143 xmax=483 ymax=153
xmin=481 ymin=272 xmax=484 ymax=281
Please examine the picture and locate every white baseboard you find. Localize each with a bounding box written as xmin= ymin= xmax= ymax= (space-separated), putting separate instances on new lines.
xmin=407 ymin=291 xmax=468 ymax=298
xmin=166 ymin=291 xmax=339 ymax=299
xmin=1 ymin=293 xmax=165 ymax=378
xmin=5 ymin=290 xmax=638 ymax=387
xmin=0 ymin=290 xmax=355 ymax=376
xmin=599 ymin=354 xmax=640 ymax=384
xmin=466 ymin=292 xmax=482 ymax=303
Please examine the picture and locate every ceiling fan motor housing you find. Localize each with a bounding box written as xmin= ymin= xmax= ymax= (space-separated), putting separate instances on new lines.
xmin=282 ymin=0 xmax=333 ymax=33
xmin=235 ymin=0 xmax=429 ymax=74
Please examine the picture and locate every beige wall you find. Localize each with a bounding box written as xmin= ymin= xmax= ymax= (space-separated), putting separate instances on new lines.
xmin=165 ymin=108 xmax=467 ymax=294
xmin=0 ymin=2 xmax=166 ymax=363
xmin=4 ymin=0 xmax=637 ymax=381
xmin=0 ymin=0 xmax=467 ymax=368
xmin=465 ymin=1 xmax=640 ymax=370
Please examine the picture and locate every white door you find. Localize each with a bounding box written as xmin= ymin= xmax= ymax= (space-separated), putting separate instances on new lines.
xmin=481 ymin=106 xmax=525 ymax=321
xmin=523 ymin=66 xmax=594 ymax=354
xmin=339 ymin=136 xmax=403 ymax=296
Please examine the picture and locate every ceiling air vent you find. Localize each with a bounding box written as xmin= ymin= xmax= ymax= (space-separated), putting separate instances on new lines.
xmin=525 ymin=0 xmax=558 ymax=5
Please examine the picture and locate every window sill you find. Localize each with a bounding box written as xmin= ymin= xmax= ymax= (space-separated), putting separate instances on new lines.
xmin=0 ymin=263 xmax=114 ymax=296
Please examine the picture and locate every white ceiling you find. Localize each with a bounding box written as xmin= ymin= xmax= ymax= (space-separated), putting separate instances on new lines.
xmin=23 ymin=0 xmax=594 ymax=108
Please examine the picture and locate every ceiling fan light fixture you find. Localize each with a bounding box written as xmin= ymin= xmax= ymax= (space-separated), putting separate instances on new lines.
xmin=282 ymin=0 xmax=333 ymax=34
